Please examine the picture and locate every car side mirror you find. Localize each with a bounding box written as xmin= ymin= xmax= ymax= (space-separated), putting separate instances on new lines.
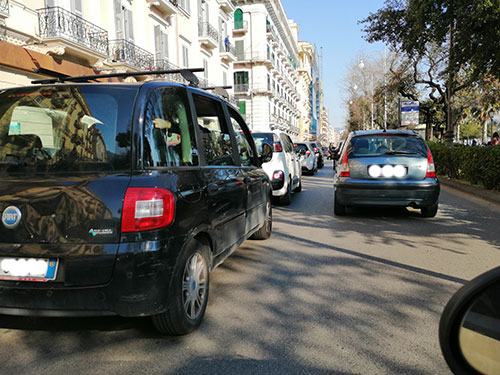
xmin=439 ymin=266 xmax=500 ymax=375
xmin=259 ymin=142 xmax=273 ymax=164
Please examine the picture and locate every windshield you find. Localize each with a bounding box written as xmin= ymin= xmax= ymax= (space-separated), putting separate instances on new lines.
xmin=348 ymin=134 xmax=428 ymax=158
xmin=0 ymin=85 xmax=137 ymax=175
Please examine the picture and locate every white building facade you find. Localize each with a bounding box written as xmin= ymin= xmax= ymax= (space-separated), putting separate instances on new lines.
xmin=232 ymin=0 xmax=299 ymax=137
xmin=0 ymin=0 xmax=236 ymax=89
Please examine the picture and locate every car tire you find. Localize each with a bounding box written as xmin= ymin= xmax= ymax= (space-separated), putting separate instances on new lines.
xmin=279 ymin=180 xmax=292 ymax=205
xmin=421 ymin=203 xmax=438 ymax=218
xmin=294 ymin=178 xmax=302 ymax=193
xmin=251 ymin=196 xmax=272 ymax=240
xmin=334 ymin=191 xmax=346 ymax=216
xmin=152 ymin=239 xmax=210 ymax=335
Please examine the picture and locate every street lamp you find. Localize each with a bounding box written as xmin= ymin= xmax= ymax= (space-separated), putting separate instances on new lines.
xmin=358 ymin=59 xmax=374 ymax=130
xmin=358 ymin=48 xmax=388 ymax=131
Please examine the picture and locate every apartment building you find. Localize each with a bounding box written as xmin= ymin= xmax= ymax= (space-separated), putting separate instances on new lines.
xmin=297 ymin=40 xmax=312 ymax=141
xmin=0 ymin=0 xmax=236 ymax=89
xmin=231 ymin=0 xmax=299 ymax=137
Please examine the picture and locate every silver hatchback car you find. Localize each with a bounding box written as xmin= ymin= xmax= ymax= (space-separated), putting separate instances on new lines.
xmin=333 ymin=130 xmax=440 ymax=217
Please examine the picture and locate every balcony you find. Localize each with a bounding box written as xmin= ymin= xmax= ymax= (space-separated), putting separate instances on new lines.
xmin=198 ymin=22 xmax=219 ymax=50
xmin=38 ymin=6 xmax=109 ymax=63
xmin=232 ymin=20 xmax=248 ymax=35
xmin=0 ymin=0 xmax=9 ymax=18
xmin=219 ymin=43 xmax=236 ymax=63
xmin=217 ymin=0 xmax=235 ymax=14
xmin=146 ymin=0 xmax=178 ymax=16
xmin=109 ymin=39 xmax=155 ymax=71
xmin=234 ymin=83 xmax=249 ymax=94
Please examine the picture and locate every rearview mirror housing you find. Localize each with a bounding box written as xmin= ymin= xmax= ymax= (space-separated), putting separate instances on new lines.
xmin=439 ymin=266 xmax=500 ymax=375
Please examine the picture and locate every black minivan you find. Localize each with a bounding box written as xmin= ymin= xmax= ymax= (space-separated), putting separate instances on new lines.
xmin=0 ymin=75 xmax=273 ymax=335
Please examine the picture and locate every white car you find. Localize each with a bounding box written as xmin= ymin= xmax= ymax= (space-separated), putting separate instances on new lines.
xmin=253 ymin=132 xmax=302 ymax=204
xmin=294 ymin=142 xmax=317 ymax=175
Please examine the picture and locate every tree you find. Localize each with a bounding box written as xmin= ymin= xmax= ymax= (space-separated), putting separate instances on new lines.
xmin=360 ymin=0 xmax=500 ymax=145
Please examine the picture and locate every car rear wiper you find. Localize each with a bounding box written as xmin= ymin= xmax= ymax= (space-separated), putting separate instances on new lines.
xmin=382 ymin=150 xmax=419 ymax=155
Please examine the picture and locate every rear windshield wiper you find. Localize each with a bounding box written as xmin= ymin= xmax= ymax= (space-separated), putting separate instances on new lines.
xmin=382 ymin=150 xmax=419 ymax=155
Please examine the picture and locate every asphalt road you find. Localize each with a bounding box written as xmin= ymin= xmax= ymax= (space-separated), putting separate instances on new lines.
xmin=1 ymin=161 xmax=499 ymax=375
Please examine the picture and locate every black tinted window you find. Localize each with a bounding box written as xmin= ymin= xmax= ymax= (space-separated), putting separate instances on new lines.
xmin=143 ymin=87 xmax=198 ymax=167
xmin=0 ymin=85 xmax=137 ymax=174
xmin=193 ymin=94 xmax=234 ymax=166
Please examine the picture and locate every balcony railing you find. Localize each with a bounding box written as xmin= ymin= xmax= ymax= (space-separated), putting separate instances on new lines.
xmin=38 ymin=6 xmax=109 ymax=56
xmin=233 ymin=20 xmax=247 ymax=31
xmin=0 ymin=0 xmax=9 ymax=17
xmin=220 ymin=42 xmax=236 ymax=57
xmin=109 ymin=39 xmax=154 ymax=71
xmin=234 ymin=83 xmax=249 ymax=93
xmin=198 ymin=21 xmax=219 ymax=48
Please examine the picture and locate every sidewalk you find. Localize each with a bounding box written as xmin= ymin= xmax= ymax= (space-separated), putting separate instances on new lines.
xmin=439 ymin=176 xmax=500 ymax=206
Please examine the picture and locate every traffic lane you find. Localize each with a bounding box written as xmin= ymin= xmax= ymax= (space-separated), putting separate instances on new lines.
xmin=0 ymin=162 xmax=494 ymax=375
xmin=283 ymin=161 xmax=500 ymax=282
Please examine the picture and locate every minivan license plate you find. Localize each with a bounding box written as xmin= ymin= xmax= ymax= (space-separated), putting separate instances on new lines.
xmin=0 ymin=257 xmax=58 ymax=282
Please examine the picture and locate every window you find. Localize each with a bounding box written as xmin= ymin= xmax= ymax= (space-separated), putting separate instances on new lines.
xmin=228 ymin=108 xmax=255 ymax=167
xmin=182 ymin=45 xmax=189 ymax=68
xmin=114 ymin=0 xmax=133 ymax=40
xmin=203 ymin=59 xmax=208 ymax=81
xmin=71 ymin=0 xmax=82 ymax=15
xmin=234 ymin=9 xmax=243 ymax=29
xmin=179 ymin=0 xmax=190 ymax=13
xmin=0 ymin=86 xmax=136 ymax=172
xmin=143 ymin=87 xmax=198 ymax=167
xmin=234 ymin=71 xmax=248 ymax=85
xmin=154 ymin=25 xmax=169 ymax=63
xmin=193 ymin=95 xmax=234 ymax=166
xmin=235 ymin=40 xmax=244 ymax=60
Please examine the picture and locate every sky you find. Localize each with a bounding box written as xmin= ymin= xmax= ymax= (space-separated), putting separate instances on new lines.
xmin=281 ymin=0 xmax=388 ymax=131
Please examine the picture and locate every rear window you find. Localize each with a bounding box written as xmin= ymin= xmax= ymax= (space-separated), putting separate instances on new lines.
xmin=0 ymin=85 xmax=137 ymax=174
xmin=295 ymin=143 xmax=308 ymax=153
xmin=348 ymin=134 xmax=427 ymax=158
xmin=252 ymin=132 xmax=273 ymax=153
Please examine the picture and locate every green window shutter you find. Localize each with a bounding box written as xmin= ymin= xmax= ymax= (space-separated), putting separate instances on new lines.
xmin=234 ymin=9 xmax=243 ymax=29
xmin=238 ymin=101 xmax=246 ymax=115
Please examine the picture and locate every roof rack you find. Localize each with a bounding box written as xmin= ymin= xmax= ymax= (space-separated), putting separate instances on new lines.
xmin=31 ymin=68 xmax=205 ymax=87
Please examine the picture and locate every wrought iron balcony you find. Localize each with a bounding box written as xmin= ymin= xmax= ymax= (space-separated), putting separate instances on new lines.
xmin=109 ymin=39 xmax=155 ymax=71
xmin=0 ymin=0 xmax=9 ymax=17
xmin=219 ymin=43 xmax=236 ymax=63
xmin=234 ymin=83 xmax=249 ymax=93
xmin=38 ymin=6 xmax=108 ymax=57
xmin=198 ymin=22 xmax=219 ymax=50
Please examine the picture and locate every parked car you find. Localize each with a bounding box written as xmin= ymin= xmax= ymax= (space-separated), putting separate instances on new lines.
xmin=0 ymin=70 xmax=274 ymax=336
xmin=252 ymin=131 xmax=302 ymax=205
xmin=333 ymin=130 xmax=440 ymax=217
xmin=309 ymin=141 xmax=324 ymax=168
xmin=332 ymin=140 xmax=345 ymax=170
xmin=294 ymin=142 xmax=317 ymax=175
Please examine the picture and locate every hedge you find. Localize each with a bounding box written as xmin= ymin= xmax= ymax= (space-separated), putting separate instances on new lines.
xmin=428 ymin=142 xmax=500 ymax=191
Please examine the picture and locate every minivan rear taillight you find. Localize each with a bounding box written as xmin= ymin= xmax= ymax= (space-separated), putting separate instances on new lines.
xmin=425 ymin=149 xmax=436 ymax=178
xmin=339 ymin=151 xmax=350 ymax=177
xmin=121 ymin=188 xmax=175 ymax=232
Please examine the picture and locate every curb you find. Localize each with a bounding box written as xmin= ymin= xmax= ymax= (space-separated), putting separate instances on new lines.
xmin=438 ymin=177 xmax=500 ymax=206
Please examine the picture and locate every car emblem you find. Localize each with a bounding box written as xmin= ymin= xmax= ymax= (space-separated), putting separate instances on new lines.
xmin=2 ymin=206 xmax=22 ymax=229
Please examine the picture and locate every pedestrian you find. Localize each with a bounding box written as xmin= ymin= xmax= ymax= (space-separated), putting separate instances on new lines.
xmin=224 ymin=35 xmax=230 ymax=51
xmin=491 ymin=132 xmax=500 ymax=146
